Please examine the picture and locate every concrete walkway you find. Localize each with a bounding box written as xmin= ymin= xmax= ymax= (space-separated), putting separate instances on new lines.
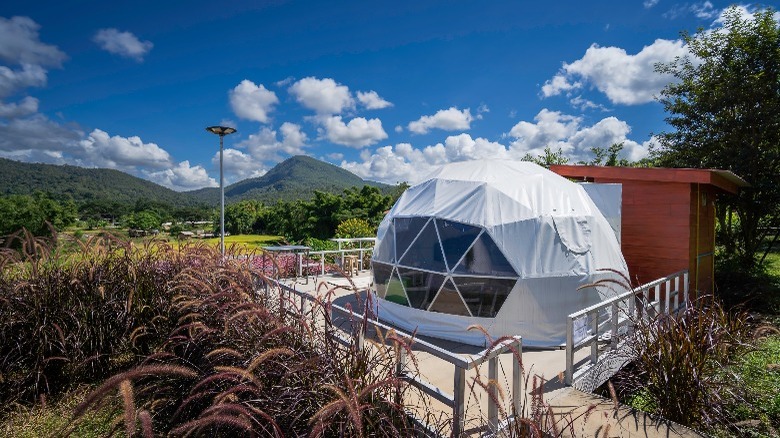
xmin=280 ymin=272 xmax=704 ymax=437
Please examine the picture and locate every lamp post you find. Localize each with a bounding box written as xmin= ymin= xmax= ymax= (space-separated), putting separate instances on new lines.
xmin=206 ymin=125 xmax=237 ymax=256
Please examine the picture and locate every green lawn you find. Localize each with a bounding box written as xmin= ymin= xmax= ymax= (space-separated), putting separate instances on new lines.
xmin=198 ymin=234 xmax=283 ymax=251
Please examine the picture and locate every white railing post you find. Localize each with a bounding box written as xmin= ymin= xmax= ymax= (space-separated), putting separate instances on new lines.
xmin=512 ymin=339 xmax=523 ymax=416
xmin=673 ymin=275 xmax=680 ymax=310
xmin=488 ymin=357 xmax=498 ymax=432
xmin=664 ymin=279 xmax=671 ymax=314
xmin=589 ymin=310 xmax=598 ymax=364
xmin=453 ymin=367 xmax=466 ymax=437
xmin=683 ymin=271 xmax=690 ymax=305
xmin=610 ymin=301 xmax=619 ymax=350
xmin=565 ymin=317 xmax=574 ymax=385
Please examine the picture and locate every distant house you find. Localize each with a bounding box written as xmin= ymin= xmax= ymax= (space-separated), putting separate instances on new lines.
xmin=179 ymin=231 xmax=195 ymax=240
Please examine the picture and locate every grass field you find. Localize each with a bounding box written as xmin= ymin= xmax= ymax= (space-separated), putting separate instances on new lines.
xmin=198 ymin=234 xmax=283 ymax=250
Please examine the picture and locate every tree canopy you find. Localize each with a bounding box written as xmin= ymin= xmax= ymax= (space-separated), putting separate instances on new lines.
xmin=654 ymin=7 xmax=780 ymax=268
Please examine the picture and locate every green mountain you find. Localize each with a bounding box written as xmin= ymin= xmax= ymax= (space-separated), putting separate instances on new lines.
xmin=0 ymin=158 xmax=202 ymax=207
xmin=0 ymin=156 xmax=388 ymax=207
xmin=188 ymin=155 xmax=387 ymax=204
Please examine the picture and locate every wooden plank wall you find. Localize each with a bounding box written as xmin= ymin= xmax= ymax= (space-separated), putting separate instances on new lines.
xmin=689 ymin=184 xmax=717 ymax=296
xmin=592 ymin=179 xmax=692 ymax=288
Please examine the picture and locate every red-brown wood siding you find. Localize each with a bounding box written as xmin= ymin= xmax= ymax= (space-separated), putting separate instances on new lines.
xmin=689 ymin=184 xmax=717 ymax=296
xmin=622 ymin=180 xmax=691 ymax=287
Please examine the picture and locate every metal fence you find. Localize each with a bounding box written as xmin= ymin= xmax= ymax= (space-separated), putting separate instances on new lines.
xmin=257 ymin=276 xmax=523 ymax=436
xmin=564 ymin=270 xmax=689 ymax=388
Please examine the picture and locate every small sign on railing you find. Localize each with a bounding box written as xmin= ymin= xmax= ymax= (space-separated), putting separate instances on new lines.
xmin=573 ymin=314 xmax=589 ymax=345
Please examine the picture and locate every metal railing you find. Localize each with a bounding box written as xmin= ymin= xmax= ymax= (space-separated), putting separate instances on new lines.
xmin=307 ymin=247 xmax=374 ymax=276
xmin=564 ymin=270 xmax=689 ymax=386
xmin=258 ymin=276 xmax=523 ymax=437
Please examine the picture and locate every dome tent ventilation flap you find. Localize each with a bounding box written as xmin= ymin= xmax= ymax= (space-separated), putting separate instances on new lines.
xmin=371 ymin=160 xmax=629 ymax=347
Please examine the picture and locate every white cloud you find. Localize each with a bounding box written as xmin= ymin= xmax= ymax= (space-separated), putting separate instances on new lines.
xmin=279 ymin=122 xmax=307 ymax=152
xmin=508 ymin=109 xmax=581 ymax=155
xmin=275 ymin=76 xmax=294 ymax=87
xmin=342 ymin=144 xmax=429 ymax=184
xmin=0 ymin=96 xmax=38 ymax=117
xmin=145 ymin=160 xmax=217 ymax=191
xmin=542 ymin=39 xmax=687 ymax=105
xmin=93 ymin=28 xmax=153 ymax=61
xmin=0 ymin=113 xmax=82 ymax=155
xmin=344 ymin=108 xmax=654 ymax=184
xmin=541 ymin=74 xmax=580 ymax=98
xmin=357 ymin=90 xmax=392 ymax=109
xmin=212 ymin=148 xmax=267 ymax=183
xmin=408 ymin=107 xmax=474 ymax=134
xmin=319 ymin=115 xmax=387 ymax=148
xmin=394 ymin=125 xmax=403 ymax=133
xmin=219 ymin=118 xmax=237 ymax=129
xmin=644 ymin=0 xmax=659 ymax=8
xmin=570 ymin=96 xmax=608 ymax=112
xmin=508 ymin=109 xmax=653 ymax=162
xmin=235 ymin=122 xmax=308 ymax=163
xmin=0 ymin=16 xmax=66 ymax=66
xmin=289 ymin=77 xmax=354 ymax=115
xmin=0 ymin=62 xmax=48 ymax=97
xmin=229 ymin=80 xmax=279 ymax=123
xmin=77 ymin=129 xmax=172 ymax=170
xmin=342 ymin=134 xmax=510 ymax=184
xmin=476 ymin=104 xmax=489 ymax=118
xmin=691 ymin=2 xmax=718 ymax=19
xmin=664 ymin=1 xmax=720 ymax=20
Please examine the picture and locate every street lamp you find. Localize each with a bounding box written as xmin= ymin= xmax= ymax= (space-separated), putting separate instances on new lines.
xmin=206 ymin=125 xmax=237 ymax=256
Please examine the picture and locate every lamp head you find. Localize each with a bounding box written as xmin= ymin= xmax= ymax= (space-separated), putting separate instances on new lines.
xmin=206 ymin=126 xmax=237 ymax=136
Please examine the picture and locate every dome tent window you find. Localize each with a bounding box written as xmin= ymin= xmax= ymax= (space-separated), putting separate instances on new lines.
xmin=374 ymin=215 xmax=520 ymax=319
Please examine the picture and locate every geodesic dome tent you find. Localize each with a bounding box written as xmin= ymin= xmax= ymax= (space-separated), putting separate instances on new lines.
xmin=370 ymin=160 xmax=629 ymax=347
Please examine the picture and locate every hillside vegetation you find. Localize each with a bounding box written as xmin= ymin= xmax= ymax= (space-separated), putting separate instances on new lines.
xmin=188 ymin=155 xmax=387 ymax=204
xmin=0 ymin=158 xmax=200 ymax=207
xmin=0 ymin=156 xmax=387 ymax=208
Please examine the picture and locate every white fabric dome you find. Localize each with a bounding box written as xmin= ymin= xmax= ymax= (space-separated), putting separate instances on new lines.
xmin=371 ymin=160 xmax=629 ymax=347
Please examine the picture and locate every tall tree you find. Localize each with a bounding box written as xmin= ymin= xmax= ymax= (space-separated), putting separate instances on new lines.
xmin=654 ymin=7 xmax=780 ymax=269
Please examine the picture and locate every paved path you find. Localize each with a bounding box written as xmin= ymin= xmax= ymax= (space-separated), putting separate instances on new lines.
xmin=281 ymin=273 xmax=704 ymax=437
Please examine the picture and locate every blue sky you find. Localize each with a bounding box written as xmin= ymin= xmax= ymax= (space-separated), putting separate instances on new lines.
xmin=0 ymin=1 xmax=774 ymax=190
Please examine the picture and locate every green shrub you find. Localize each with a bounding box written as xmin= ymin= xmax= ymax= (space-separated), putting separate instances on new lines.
xmin=612 ymin=298 xmax=751 ymax=431
xmin=335 ymin=218 xmax=374 ymax=239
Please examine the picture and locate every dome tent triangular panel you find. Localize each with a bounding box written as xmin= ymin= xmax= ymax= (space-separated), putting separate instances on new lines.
xmin=371 ymin=160 xmax=629 ymax=347
xmin=435 ymin=218 xmax=481 ymax=271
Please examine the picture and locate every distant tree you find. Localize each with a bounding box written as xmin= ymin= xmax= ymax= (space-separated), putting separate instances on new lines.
xmin=388 ymin=182 xmax=410 ymax=205
xmin=78 ymin=200 xmax=129 ymax=225
xmin=224 ymin=200 xmax=263 ymax=235
xmin=0 ymin=193 xmax=77 ymax=236
xmin=581 ymin=143 xmax=632 ymax=166
xmin=343 ymin=186 xmax=391 ymax=227
xmin=336 ymin=218 xmax=374 ymax=238
xmin=653 ymin=7 xmax=780 ymax=269
xmin=521 ymin=146 xmax=570 ymax=168
xmin=127 ymin=210 xmax=162 ymax=231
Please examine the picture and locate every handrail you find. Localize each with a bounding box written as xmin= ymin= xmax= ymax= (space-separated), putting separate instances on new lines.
xmin=259 ymin=276 xmax=522 ymax=436
xmin=564 ymin=270 xmax=689 ymax=386
xmin=308 ymin=247 xmax=375 ymax=275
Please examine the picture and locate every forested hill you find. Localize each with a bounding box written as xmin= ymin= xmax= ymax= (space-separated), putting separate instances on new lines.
xmin=0 ymin=158 xmax=201 ymax=207
xmin=0 ymin=156 xmax=389 ymax=207
xmin=187 ymin=155 xmax=388 ymax=204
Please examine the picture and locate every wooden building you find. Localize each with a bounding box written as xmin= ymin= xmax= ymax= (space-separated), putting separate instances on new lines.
xmin=550 ymin=165 xmax=748 ymax=296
